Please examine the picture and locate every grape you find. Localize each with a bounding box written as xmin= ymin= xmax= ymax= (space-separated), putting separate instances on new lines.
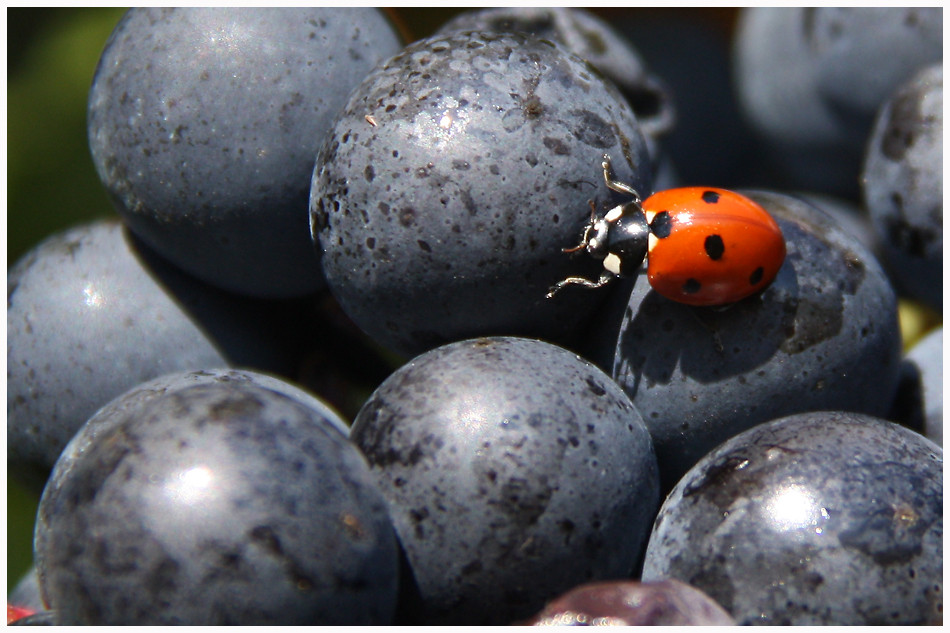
xmin=349 ymin=337 xmax=659 ymax=624
xmin=88 ymin=8 xmax=402 ymax=297
xmin=435 ymin=7 xmax=675 ymax=161
xmin=35 ymin=381 xmax=398 ymax=625
xmin=520 ymin=578 xmax=735 ymax=625
xmin=862 ymin=64 xmax=943 ymax=311
xmin=642 ymin=410 xmax=942 ymax=625
xmin=311 ymin=29 xmax=651 ymax=355
xmin=7 ymin=219 xmax=301 ymax=490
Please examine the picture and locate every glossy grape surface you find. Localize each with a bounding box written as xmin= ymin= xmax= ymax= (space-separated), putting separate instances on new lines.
xmin=642 ymin=410 xmax=942 ymax=625
xmin=35 ymin=382 xmax=398 ymax=625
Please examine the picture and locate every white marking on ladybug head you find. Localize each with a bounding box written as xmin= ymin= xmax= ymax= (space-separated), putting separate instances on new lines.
xmin=586 ymin=218 xmax=609 ymax=254
xmin=604 ymin=205 xmax=624 ymax=223
xmin=604 ymin=252 xmax=622 ymax=275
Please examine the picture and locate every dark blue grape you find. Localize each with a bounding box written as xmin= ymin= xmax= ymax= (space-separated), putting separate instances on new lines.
xmin=88 ymin=8 xmax=401 ymax=298
xmin=311 ymin=30 xmax=652 ymax=356
xmin=87 ymin=367 xmax=352 ymax=436
xmin=349 ymin=336 xmax=659 ymax=624
xmin=642 ymin=411 xmax=942 ymax=625
xmin=35 ymin=381 xmax=398 ymax=625
xmin=862 ymin=64 xmax=942 ymax=311
xmin=435 ymin=8 xmax=675 ymax=160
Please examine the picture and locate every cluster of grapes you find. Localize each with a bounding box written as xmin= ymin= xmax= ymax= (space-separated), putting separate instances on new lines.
xmin=8 ymin=8 xmax=941 ymax=625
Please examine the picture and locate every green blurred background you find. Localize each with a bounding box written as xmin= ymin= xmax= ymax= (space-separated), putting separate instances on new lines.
xmin=7 ymin=6 xmax=128 ymax=594
xmin=8 ymin=8 xmax=127 ymax=267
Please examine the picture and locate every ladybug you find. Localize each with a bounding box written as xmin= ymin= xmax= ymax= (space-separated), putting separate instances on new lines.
xmin=547 ymin=155 xmax=786 ymax=306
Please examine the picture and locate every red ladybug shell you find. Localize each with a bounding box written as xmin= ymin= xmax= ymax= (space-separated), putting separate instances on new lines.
xmin=641 ymin=187 xmax=786 ymax=306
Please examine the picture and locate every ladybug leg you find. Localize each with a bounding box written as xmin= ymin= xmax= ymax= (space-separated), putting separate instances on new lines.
xmin=545 ymin=270 xmax=616 ymax=299
xmin=601 ymin=154 xmax=642 ymax=205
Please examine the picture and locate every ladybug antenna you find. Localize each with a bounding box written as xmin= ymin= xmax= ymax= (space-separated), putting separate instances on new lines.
xmin=601 ymin=154 xmax=643 ymax=207
xmin=561 ymin=200 xmax=600 ymax=254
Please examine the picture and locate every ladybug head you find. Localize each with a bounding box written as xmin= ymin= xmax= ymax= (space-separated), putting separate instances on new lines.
xmin=580 ymin=217 xmax=612 ymax=260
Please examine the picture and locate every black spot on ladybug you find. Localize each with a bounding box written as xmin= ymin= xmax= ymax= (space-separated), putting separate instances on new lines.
xmin=682 ymin=278 xmax=702 ymax=294
xmin=651 ymin=211 xmax=673 ymax=238
xmin=749 ymin=266 xmax=764 ymax=285
xmin=704 ymin=235 xmax=725 ymax=260
xmin=701 ymin=190 xmax=721 ymax=204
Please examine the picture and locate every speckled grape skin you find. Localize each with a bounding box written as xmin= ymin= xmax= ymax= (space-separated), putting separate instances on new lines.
xmin=596 ymin=192 xmax=901 ymax=491
xmin=34 ymin=382 xmax=398 ymax=625
xmin=311 ymin=30 xmax=652 ymax=356
xmin=641 ymin=411 xmax=943 ymax=625
xmin=7 ymin=219 xmax=299 ymax=491
xmin=733 ymin=8 xmax=942 ymax=194
xmin=862 ymin=64 xmax=942 ymax=311
xmin=794 ymin=192 xmax=884 ymax=266
xmin=82 ymin=368 xmax=351 ymax=437
xmin=434 ymin=8 xmax=675 ymax=160
xmin=520 ymin=578 xmax=735 ymax=625
xmin=88 ymin=8 xmax=401 ymax=298
xmin=349 ymin=337 xmax=660 ymax=624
